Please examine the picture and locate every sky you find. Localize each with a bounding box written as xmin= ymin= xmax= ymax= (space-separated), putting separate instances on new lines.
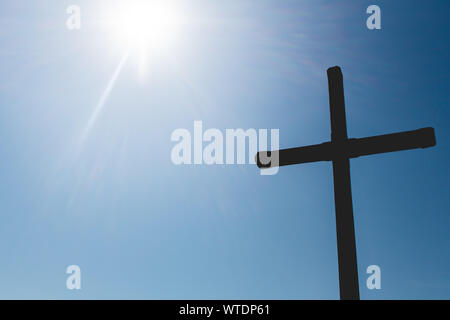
xmin=0 ymin=0 xmax=449 ymax=299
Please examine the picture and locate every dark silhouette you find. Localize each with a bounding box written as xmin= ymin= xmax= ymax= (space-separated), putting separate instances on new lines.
xmin=256 ymin=66 xmax=436 ymax=300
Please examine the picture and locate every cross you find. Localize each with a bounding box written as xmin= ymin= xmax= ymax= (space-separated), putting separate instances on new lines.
xmin=256 ymin=66 xmax=436 ymax=300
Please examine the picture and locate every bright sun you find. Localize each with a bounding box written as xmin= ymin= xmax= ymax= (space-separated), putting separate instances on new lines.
xmin=83 ymin=1 xmax=184 ymax=142
xmin=104 ymin=1 xmax=182 ymax=54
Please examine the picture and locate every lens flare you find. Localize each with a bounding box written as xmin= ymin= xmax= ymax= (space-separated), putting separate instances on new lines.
xmin=104 ymin=1 xmax=182 ymax=54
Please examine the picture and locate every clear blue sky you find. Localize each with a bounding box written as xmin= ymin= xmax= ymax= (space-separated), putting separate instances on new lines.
xmin=0 ymin=0 xmax=449 ymax=299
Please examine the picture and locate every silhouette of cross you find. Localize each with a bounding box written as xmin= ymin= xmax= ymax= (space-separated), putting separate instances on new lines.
xmin=256 ymin=66 xmax=436 ymax=300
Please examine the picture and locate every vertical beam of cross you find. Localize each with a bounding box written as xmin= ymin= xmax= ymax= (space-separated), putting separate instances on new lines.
xmin=327 ymin=67 xmax=359 ymax=300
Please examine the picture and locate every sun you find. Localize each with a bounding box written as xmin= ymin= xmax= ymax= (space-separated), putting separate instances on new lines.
xmin=104 ymin=0 xmax=182 ymax=54
xmin=81 ymin=1 xmax=183 ymax=141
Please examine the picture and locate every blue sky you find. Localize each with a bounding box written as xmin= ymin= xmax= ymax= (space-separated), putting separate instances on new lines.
xmin=0 ymin=0 xmax=449 ymax=299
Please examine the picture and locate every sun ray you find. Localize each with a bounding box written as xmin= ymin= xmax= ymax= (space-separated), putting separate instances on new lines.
xmin=80 ymin=50 xmax=130 ymax=145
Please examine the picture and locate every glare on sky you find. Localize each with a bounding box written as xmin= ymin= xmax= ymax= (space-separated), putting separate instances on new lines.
xmin=81 ymin=1 xmax=184 ymax=144
xmin=103 ymin=0 xmax=183 ymax=55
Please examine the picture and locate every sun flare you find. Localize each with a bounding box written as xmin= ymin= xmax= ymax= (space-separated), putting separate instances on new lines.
xmin=104 ymin=1 xmax=182 ymax=54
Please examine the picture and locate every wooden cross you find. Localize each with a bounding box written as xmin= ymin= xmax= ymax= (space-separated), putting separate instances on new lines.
xmin=256 ymin=66 xmax=436 ymax=300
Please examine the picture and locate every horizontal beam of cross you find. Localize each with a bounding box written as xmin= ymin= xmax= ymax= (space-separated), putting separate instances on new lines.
xmin=256 ymin=127 xmax=436 ymax=168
